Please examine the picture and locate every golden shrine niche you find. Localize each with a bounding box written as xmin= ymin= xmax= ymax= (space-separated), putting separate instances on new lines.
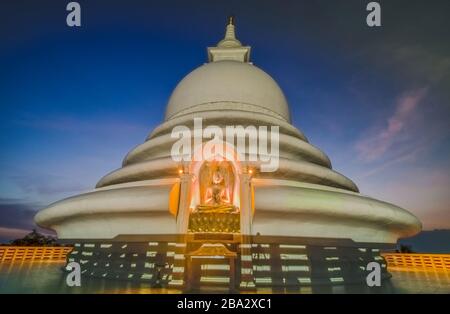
xmin=188 ymin=160 xmax=240 ymax=233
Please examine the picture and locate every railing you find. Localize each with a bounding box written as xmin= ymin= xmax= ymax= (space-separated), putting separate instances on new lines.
xmin=0 ymin=246 xmax=73 ymax=262
xmin=1 ymin=246 xmax=448 ymax=271
xmin=382 ymin=253 xmax=450 ymax=271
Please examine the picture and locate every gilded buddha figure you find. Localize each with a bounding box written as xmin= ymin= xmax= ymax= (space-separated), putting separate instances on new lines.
xmin=196 ymin=160 xmax=238 ymax=214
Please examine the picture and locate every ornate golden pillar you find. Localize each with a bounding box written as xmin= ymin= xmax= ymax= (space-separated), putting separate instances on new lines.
xmin=239 ymin=172 xmax=252 ymax=235
xmin=169 ymin=167 xmax=193 ymax=290
xmin=238 ymin=171 xmax=256 ymax=290
xmin=176 ymin=171 xmax=193 ymax=234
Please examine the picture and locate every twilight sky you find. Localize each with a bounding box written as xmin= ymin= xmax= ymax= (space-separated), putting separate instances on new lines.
xmin=0 ymin=0 xmax=449 ymax=242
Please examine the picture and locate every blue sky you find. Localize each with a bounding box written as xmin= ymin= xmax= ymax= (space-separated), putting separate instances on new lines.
xmin=0 ymin=0 xmax=449 ymax=241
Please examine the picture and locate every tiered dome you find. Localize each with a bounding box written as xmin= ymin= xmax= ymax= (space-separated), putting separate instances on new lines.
xmin=35 ymin=18 xmax=421 ymax=243
xmin=95 ymin=20 xmax=357 ymax=193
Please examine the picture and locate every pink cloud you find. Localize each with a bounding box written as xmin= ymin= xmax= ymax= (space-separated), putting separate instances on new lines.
xmin=359 ymin=169 xmax=450 ymax=230
xmin=0 ymin=227 xmax=30 ymax=240
xmin=355 ymin=87 xmax=428 ymax=162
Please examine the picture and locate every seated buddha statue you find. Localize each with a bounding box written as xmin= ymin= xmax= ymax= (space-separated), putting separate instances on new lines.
xmin=196 ymin=169 xmax=237 ymax=214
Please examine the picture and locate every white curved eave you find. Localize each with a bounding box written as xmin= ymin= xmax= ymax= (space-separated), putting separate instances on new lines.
xmin=148 ymin=109 xmax=306 ymax=141
xmin=96 ymin=157 xmax=357 ymax=192
xmin=35 ymin=179 xmax=177 ymax=227
xmin=35 ymin=178 xmax=420 ymax=242
xmin=122 ymin=131 xmax=331 ymax=168
xmin=252 ymin=179 xmax=421 ymax=242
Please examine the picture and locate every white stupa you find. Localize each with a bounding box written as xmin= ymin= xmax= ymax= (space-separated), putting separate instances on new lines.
xmin=35 ymin=18 xmax=421 ymax=290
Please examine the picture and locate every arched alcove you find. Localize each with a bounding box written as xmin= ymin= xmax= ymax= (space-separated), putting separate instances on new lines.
xmin=187 ymin=143 xmax=242 ymax=233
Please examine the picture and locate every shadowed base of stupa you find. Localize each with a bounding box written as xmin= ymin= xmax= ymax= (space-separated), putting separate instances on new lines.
xmin=58 ymin=234 xmax=395 ymax=292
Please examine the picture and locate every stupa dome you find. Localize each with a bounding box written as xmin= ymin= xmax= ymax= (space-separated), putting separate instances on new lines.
xmin=165 ymin=61 xmax=290 ymax=122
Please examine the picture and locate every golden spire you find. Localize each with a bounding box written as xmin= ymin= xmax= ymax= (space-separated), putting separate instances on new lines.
xmin=207 ymin=16 xmax=251 ymax=62
xmin=218 ymin=16 xmax=241 ymax=48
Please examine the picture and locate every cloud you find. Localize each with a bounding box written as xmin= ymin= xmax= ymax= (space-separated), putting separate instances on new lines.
xmin=355 ymin=87 xmax=428 ymax=162
xmin=387 ymin=44 xmax=450 ymax=86
xmin=360 ymin=169 xmax=450 ymax=230
xmin=0 ymin=227 xmax=33 ymax=242
xmin=357 ymin=149 xmax=419 ymax=179
xmin=0 ymin=198 xmax=39 ymax=230
xmin=10 ymin=174 xmax=88 ymax=195
xmin=0 ymin=198 xmax=55 ymax=243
